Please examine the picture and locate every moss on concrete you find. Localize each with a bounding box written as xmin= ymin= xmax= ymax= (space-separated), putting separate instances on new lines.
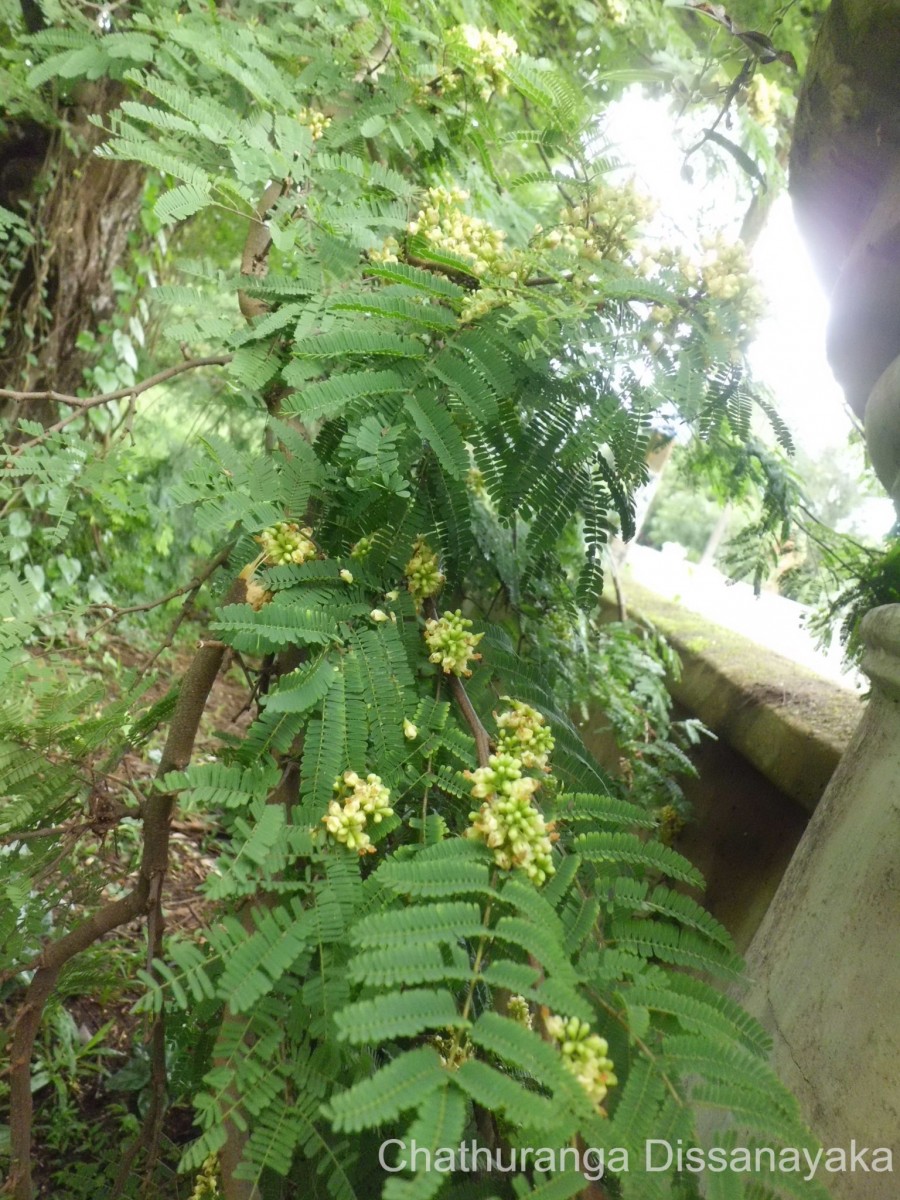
xmin=602 ymin=582 xmax=864 ymax=812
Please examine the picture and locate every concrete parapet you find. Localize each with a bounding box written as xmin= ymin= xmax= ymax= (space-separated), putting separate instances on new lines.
xmin=737 ymin=603 xmax=900 ymax=1197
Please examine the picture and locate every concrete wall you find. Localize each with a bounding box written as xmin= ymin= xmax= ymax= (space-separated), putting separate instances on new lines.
xmin=591 ymin=584 xmax=862 ymax=950
xmin=736 ymin=604 xmax=900 ymax=1197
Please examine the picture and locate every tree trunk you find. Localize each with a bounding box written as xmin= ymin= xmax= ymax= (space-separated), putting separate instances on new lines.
xmin=0 ymin=81 xmax=145 ymax=430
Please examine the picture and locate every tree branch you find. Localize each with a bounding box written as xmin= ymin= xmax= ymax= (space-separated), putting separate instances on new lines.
xmin=3 ymin=355 xmax=233 ymax=461
xmin=87 ymin=540 xmax=235 ymax=638
xmin=5 ymin=572 xmax=250 ymax=1200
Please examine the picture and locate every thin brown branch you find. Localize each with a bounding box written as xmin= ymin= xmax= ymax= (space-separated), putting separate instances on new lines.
xmin=5 ymin=572 xmax=250 ymax=1200
xmin=3 ymin=356 xmax=233 ymax=461
xmin=447 ymin=674 xmax=492 ymax=768
xmin=88 ymin=540 xmax=235 ymax=638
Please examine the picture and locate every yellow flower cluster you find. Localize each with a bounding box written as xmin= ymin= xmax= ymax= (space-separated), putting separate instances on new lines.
xmin=545 ymin=1014 xmax=618 ymax=1109
xmin=459 ymin=286 xmax=508 ymax=324
xmin=297 ymin=106 xmax=331 ymax=140
xmin=188 ymin=1155 xmax=221 ymax=1200
xmin=538 ymin=179 xmax=654 ymax=268
xmin=602 ymin=0 xmax=631 ymax=26
xmin=424 ymin=609 xmax=483 ymax=676
xmin=449 ymin=25 xmax=519 ymax=101
xmin=644 ymin=235 xmax=765 ymax=337
xmin=368 ymin=236 xmax=401 ymax=265
xmin=322 ymin=770 xmax=393 ymax=855
xmin=405 ymin=536 xmax=445 ymax=602
xmin=257 ymin=521 xmax=318 ymax=566
xmin=409 ymin=186 xmax=509 ymax=278
xmin=465 ymin=752 xmax=556 ymax=885
xmin=746 ymin=73 xmax=783 ymax=127
xmin=495 ymin=699 xmax=555 ymax=770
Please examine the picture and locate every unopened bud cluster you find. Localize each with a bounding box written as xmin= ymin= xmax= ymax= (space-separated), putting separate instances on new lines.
xmin=466 ymin=467 xmax=488 ymax=498
xmin=448 ymin=25 xmax=518 ymax=101
xmin=495 ymin=699 xmax=554 ymax=770
xmin=424 ymin=609 xmax=483 ymax=676
xmin=465 ymin=752 xmax=556 ymax=885
xmin=257 ymin=522 xmax=318 ymax=566
xmin=545 ymin=1014 xmax=617 ymax=1109
xmin=297 ymin=106 xmax=331 ymax=140
xmin=656 ymin=803 xmax=685 ymax=845
xmin=405 ymin=536 xmax=445 ymax=602
xmin=507 ymin=994 xmax=533 ymax=1028
xmin=431 ymin=1031 xmax=472 ymax=1070
xmin=350 ymin=535 xmax=374 ymax=559
xmin=322 ymin=770 xmax=393 ymax=855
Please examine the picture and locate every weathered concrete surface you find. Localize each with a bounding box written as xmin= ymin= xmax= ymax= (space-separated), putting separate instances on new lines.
xmin=866 ymin=354 xmax=900 ymax=505
xmin=592 ymin=584 xmax=861 ymax=948
xmin=604 ymin=581 xmax=863 ymax=814
xmin=737 ymin=604 xmax=900 ymax=1197
xmin=671 ymin=731 xmax=808 ymax=953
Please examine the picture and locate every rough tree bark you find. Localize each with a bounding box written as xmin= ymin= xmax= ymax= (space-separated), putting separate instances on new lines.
xmin=0 ymin=79 xmax=144 ymax=429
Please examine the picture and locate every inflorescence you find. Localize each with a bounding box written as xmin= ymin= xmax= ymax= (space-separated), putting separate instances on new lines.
xmin=405 ymin=536 xmax=445 ymax=603
xmin=297 ymin=106 xmax=331 ymax=140
xmin=322 ymin=770 xmax=393 ymax=855
xmin=495 ymin=698 xmax=555 ymax=770
xmin=448 ymin=25 xmax=519 ymax=101
xmin=423 ymin=609 xmax=483 ymax=676
xmin=465 ymin=751 xmax=556 ymax=885
xmin=545 ymin=1014 xmax=618 ymax=1110
xmin=257 ymin=521 xmax=318 ymax=566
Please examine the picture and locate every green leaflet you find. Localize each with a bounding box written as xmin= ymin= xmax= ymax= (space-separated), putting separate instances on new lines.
xmin=404 ymin=393 xmax=469 ymax=479
xmin=382 ymin=1085 xmax=468 ymax=1200
xmin=263 ymin=654 xmax=341 ymax=714
xmin=349 ymin=901 xmax=487 ymax=949
xmin=334 ymin=988 xmax=464 ymax=1043
xmin=212 ymin=601 xmax=342 ymax=653
xmin=364 ymin=261 xmax=467 ymax=299
xmin=574 ymin=831 xmax=705 ymax=888
xmin=325 ymin=1048 xmax=448 ymax=1133
xmin=454 ymin=1058 xmax=557 ymax=1127
xmin=280 ymin=367 xmax=407 ymax=418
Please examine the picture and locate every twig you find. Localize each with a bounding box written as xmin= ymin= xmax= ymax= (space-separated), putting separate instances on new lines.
xmin=89 ymin=541 xmax=235 ymax=639
xmin=110 ymin=875 xmax=168 ymax=1199
xmin=0 ymin=821 xmax=92 ymax=844
xmin=3 ymin=356 xmax=233 ymax=461
xmin=238 ymin=180 xmax=290 ymax=322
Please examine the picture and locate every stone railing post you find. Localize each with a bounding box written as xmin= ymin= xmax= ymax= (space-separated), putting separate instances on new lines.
xmin=736 ymin=604 xmax=900 ymax=1195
